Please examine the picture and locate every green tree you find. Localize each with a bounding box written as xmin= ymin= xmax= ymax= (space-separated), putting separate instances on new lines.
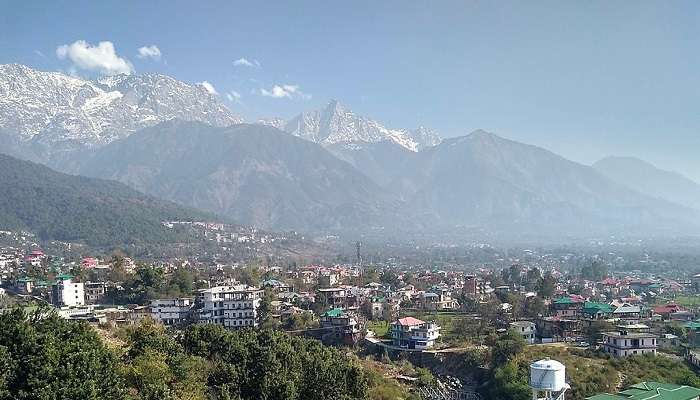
xmin=0 ymin=307 xmax=125 ymax=400
xmin=490 ymin=329 xmax=527 ymax=367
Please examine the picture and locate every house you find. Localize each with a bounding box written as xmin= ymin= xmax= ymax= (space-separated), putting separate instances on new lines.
xmin=316 ymin=287 xmax=347 ymax=308
xmin=552 ymin=296 xmax=584 ymax=318
xmin=318 ymin=273 xmax=340 ymax=288
xmin=419 ymin=288 xmax=458 ymax=311
xmin=537 ymin=317 xmax=581 ymax=342
xmin=84 ymin=281 xmax=107 ymax=304
xmin=261 ymin=279 xmax=291 ymax=293
xmin=602 ymin=326 xmax=657 ymax=357
xmin=582 ymin=302 xmax=614 ymax=320
xmin=587 ymin=381 xmax=700 ymax=400
xmin=658 ymin=333 xmax=680 ymax=349
xmin=510 ymin=321 xmax=536 ymax=344
xmin=390 ymin=317 xmax=441 ymax=350
xmin=612 ymin=304 xmax=643 ymax=321
xmin=196 ymin=285 xmax=263 ymax=329
xmin=653 ymin=304 xmax=685 ymax=320
xmin=150 ymin=298 xmax=194 ymax=326
xmin=51 ymin=274 xmax=84 ymax=307
xmin=319 ymin=308 xmax=362 ymax=345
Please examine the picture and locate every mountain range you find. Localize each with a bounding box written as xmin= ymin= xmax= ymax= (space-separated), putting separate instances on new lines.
xmin=593 ymin=156 xmax=700 ymax=212
xmin=259 ymin=100 xmax=442 ymax=152
xmin=0 ymin=63 xmax=240 ymax=156
xmin=1 ymin=64 xmax=699 ymax=242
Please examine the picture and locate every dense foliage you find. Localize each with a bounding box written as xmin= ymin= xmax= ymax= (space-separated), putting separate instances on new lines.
xmin=0 ymin=153 xmax=210 ymax=246
xmin=0 ymin=309 xmax=372 ymax=400
xmin=0 ymin=307 xmax=125 ymax=400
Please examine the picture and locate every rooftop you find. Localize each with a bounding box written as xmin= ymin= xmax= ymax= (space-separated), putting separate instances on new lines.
xmin=586 ymin=381 xmax=700 ymax=400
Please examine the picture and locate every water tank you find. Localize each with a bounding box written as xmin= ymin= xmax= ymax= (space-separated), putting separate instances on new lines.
xmin=530 ymin=359 xmax=566 ymax=392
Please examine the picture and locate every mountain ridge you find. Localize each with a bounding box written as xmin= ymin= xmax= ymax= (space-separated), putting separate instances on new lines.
xmin=0 ymin=63 xmax=241 ymax=154
xmin=0 ymin=152 xmax=212 ymax=246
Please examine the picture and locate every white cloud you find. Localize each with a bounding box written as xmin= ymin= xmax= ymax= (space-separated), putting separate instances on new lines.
xmin=137 ymin=45 xmax=162 ymax=61
xmin=259 ymin=84 xmax=310 ymax=100
xmin=199 ymin=81 xmax=218 ymax=95
xmin=234 ymin=57 xmax=259 ymax=67
xmin=34 ymin=50 xmax=45 ymax=58
xmin=56 ymin=40 xmax=133 ymax=75
xmin=226 ymin=90 xmax=241 ymax=102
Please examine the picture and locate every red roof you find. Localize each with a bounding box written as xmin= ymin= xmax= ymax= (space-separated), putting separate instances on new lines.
xmin=653 ymin=304 xmax=684 ymax=314
xmin=395 ymin=317 xmax=425 ymax=326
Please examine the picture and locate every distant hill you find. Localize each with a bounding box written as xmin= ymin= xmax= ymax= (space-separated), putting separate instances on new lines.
xmin=72 ymin=121 xmax=402 ymax=232
xmin=0 ymin=153 xmax=211 ymax=246
xmin=593 ymin=156 xmax=700 ymax=211
xmin=391 ymin=130 xmax=700 ymax=236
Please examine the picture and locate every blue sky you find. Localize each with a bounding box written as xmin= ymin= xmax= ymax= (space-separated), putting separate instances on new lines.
xmin=2 ymin=1 xmax=699 ymax=179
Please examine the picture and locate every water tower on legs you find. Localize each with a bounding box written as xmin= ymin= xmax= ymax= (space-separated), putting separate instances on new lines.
xmin=529 ymin=358 xmax=569 ymax=400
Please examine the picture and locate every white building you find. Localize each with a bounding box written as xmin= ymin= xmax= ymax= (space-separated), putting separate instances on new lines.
xmin=150 ymin=298 xmax=194 ymax=326
xmin=511 ymin=321 xmax=537 ymax=344
xmin=602 ymin=327 xmax=658 ymax=357
xmin=52 ymin=274 xmax=85 ymax=307
xmin=196 ymin=285 xmax=263 ymax=329
xmin=391 ymin=316 xmax=441 ymax=350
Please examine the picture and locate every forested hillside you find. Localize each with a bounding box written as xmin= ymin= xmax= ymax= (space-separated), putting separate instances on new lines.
xmin=0 ymin=153 xmax=211 ymax=246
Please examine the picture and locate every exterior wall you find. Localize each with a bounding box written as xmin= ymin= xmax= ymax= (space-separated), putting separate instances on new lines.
xmin=150 ymin=298 xmax=193 ymax=326
xmin=197 ymin=286 xmax=263 ymax=329
xmin=602 ymin=333 xmax=658 ymax=357
xmin=511 ymin=322 xmax=536 ymax=344
xmin=53 ymin=279 xmax=85 ymax=307
xmin=84 ymin=282 xmax=106 ymax=304
xmin=391 ymin=322 xmax=441 ymax=349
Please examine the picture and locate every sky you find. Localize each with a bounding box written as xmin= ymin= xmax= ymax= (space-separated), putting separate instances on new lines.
xmin=1 ymin=1 xmax=699 ymax=179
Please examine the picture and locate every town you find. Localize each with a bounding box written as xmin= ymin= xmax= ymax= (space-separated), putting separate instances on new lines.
xmin=4 ymin=237 xmax=700 ymax=400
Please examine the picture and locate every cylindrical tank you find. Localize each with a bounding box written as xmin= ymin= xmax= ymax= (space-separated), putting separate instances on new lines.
xmin=530 ymin=359 xmax=566 ymax=392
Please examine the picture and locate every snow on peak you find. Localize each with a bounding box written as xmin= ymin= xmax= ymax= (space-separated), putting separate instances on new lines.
xmin=0 ymin=64 xmax=242 ymax=150
xmin=280 ymin=100 xmax=441 ymax=151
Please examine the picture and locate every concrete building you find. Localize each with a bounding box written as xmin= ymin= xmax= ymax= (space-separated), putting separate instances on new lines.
xmin=602 ymin=326 xmax=657 ymax=357
xmin=150 ymin=298 xmax=194 ymax=326
xmin=510 ymin=321 xmax=536 ymax=344
xmin=318 ymin=273 xmax=340 ymax=288
xmin=320 ymin=308 xmax=362 ymax=345
xmin=317 ymin=287 xmax=347 ymax=309
xmin=391 ymin=316 xmax=441 ymax=350
xmin=84 ymin=281 xmax=106 ymax=304
xmin=51 ymin=274 xmax=84 ymax=307
xmin=196 ymin=285 xmax=263 ymax=329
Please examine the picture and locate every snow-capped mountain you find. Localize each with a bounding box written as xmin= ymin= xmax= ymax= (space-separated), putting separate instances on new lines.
xmin=0 ymin=64 xmax=241 ymax=151
xmin=279 ymin=100 xmax=441 ymax=151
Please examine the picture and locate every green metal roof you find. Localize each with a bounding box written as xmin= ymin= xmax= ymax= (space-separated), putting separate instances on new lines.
xmin=322 ymin=308 xmax=345 ymax=317
xmin=554 ymin=296 xmax=576 ymax=304
xmin=583 ymin=302 xmax=615 ymax=314
xmin=55 ymin=273 xmax=73 ymax=281
xmin=586 ymin=382 xmax=700 ymax=400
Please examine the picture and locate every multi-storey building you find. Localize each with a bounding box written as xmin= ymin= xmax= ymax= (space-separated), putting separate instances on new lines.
xmin=602 ymin=326 xmax=658 ymax=357
xmin=316 ymin=287 xmax=347 ymax=308
xmin=150 ymin=298 xmax=194 ymax=326
xmin=510 ymin=321 xmax=536 ymax=344
xmin=52 ymin=274 xmax=84 ymax=307
xmin=320 ymin=308 xmax=362 ymax=345
xmin=84 ymin=281 xmax=106 ymax=304
xmin=391 ymin=317 xmax=441 ymax=350
xmin=196 ymin=285 xmax=263 ymax=329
